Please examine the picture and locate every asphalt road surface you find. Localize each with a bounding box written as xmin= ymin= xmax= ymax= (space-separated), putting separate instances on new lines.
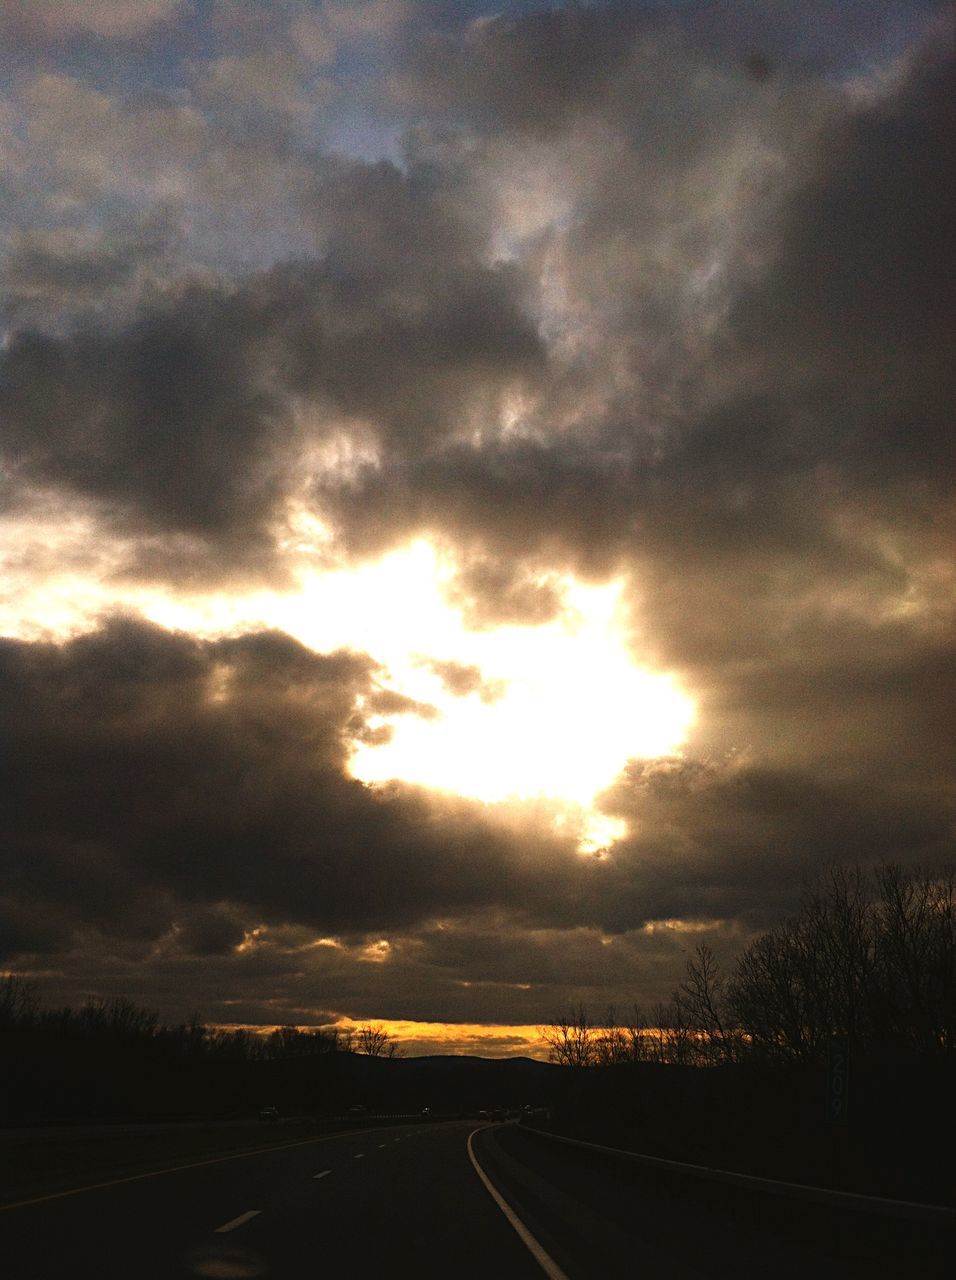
xmin=1 ymin=1120 xmax=951 ymax=1278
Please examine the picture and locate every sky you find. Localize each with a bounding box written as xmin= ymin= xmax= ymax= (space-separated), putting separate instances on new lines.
xmin=1 ymin=0 xmax=954 ymax=1058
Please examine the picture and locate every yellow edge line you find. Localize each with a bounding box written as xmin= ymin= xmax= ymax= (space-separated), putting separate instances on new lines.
xmin=0 ymin=1124 xmax=401 ymax=1213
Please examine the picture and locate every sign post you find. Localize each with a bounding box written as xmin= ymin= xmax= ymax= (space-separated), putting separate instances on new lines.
xmin=826 ymin=1034 xmax=850 ymax=1124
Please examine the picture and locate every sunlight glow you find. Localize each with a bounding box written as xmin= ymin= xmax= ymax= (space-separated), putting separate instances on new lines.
xmin=221 ymin=1019 xmax=554 ymax=1060
xmin=1 ymin=518 xmax=695 ymax=848
xmin=138 ymin=538 xmax=694 ymax=829
xmin=332 ymin=1017 xmax=551 ymax=1060
xmin=332 ymin=545 xmax=695 ymax=826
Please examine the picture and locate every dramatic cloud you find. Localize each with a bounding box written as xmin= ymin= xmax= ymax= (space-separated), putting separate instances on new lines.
xmin=1 ymin=151 xmax=543 ymax=581
xmin=1 ymin=1 xmax=953 ymax=1046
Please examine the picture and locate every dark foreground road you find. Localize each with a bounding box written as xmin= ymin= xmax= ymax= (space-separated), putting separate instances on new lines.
xmin=1 ymin=1120 xmax=951 ymax=1278
xmin=478 ymin=1124 xmax=953 ymax=1279
xmin=0 ymin=1121 xmax=540 ymax=1279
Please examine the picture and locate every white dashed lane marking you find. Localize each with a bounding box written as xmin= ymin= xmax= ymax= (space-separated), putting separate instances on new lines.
xmin=214 ymin=1210 xmax=260 ymax=1234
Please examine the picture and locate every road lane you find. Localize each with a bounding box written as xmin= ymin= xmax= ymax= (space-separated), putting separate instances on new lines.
xmin=222 ymin=1121 xmax=546 ymax=1279
xmin=0 ymin=1121 xmax=544 ymax=1279
xmin=213 ymin=1209 xmax=261 ymax=1233
xmin=7 ymin=1117 xmax=945 ymax=1278
xmin=0 ymin=1120 xmax=361 ymax=1207
xmin=468 ymin=1130 xmax=569 ymax=1280
xmin=472 ymin=1123 xmax=953 ymax=1279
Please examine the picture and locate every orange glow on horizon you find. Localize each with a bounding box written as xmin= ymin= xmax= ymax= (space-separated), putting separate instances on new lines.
xmin=217 ymin=1019 xmax=552 ymax=1060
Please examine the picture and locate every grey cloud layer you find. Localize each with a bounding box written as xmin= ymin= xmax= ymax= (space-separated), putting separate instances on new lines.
xmin=1 ymin=153 xmax=542 ymax=576
xmin=2 ymin=618 xmax=950 ymax=1022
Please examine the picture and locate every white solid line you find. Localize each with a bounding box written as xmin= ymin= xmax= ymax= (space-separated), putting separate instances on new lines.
xmin=314 ymin=1170 xmax=331 ymax=1180
xmin=467 ymin=1129 xmax=569 ymax=1280
xmin=214 ymin=1210 xmax=260 ymax=1234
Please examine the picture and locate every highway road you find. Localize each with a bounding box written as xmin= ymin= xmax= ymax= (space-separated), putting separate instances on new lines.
xmin=1 ymin=1120 xmax=951 ymax=1278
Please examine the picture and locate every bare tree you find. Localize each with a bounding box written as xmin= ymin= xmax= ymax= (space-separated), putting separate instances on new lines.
xmin=0 ymin=973 xmax=38 ymax=1028
xmin=593 ymin=1006 xmax=625 ymax=1067
xmin=726 ymin=863 xmax=955 ymax=1066
xmin=726 ymin=923 xmax=817 ymax=1063
xmin=872 ymin=864 xmax=955 ymax=1058
xmin=591 ymin=1005 xmax=652 ymax=1065
xmin=542 ymin=1005 xmax=597 ymax=1068
xmin=77 ymin=996 xmax=158 ymax=1039
xmin=356 ymin=1023 xmax=402 ymax=1058
xmin=268 ymin=1025 xmax=342 ymax=1058
xmin=649 ymin=998 xmax=694 ymax=1065
xmin=621 ymin=1004 xmax=652 ymax=1063
xmin=679 ymin=944 xmax=739 ymax=1064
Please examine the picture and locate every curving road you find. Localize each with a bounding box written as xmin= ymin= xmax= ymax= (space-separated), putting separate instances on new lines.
xmin=2 ymin=1120 xmax=539 ymax=1279
xmin=1 ymin=1120 xmax=951 ymax=1278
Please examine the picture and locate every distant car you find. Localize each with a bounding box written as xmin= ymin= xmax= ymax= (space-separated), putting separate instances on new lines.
xmin=420 ymin=1106 xmax=432 ymax=1118
xmin=258 ymin=1105 xmax=279 ymax=1123
xmin=347 ymin=1104 xmax=369 ymax=1117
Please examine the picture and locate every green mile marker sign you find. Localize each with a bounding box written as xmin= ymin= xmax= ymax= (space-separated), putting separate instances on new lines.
xmin=827 ymin=1034 xmax=850 ymax=1124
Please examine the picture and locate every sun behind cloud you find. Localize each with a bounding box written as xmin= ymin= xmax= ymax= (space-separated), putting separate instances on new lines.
xmin=341 ymin=547 xmax=694 ymax=822
xmin=155 ymin=538 xmax=693 ymax=843
xmin=2 ymin=518 xmax=694 ymax=848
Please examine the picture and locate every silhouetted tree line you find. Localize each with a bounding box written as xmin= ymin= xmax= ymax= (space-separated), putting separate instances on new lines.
xmin=540 ymin=865 xmax=955 ymax=1202
xmin=545 ymin=864 xmax=955 ymax=1070
xmin=0 ymin=984 xmax=399 ymax=1122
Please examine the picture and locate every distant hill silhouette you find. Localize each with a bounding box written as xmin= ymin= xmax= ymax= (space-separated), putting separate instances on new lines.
xmin=296 ymin=1051 xmax=562 ymax=1115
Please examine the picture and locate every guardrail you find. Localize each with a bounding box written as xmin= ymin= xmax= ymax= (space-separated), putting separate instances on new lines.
xmin=518 ymin=1124 xmax=956 ymax=1226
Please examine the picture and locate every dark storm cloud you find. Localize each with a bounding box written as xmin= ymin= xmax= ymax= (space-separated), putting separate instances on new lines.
xmin=357 ymin=29 xmax=952 ymax=529
xmin=2 ymin=616 xmax=952 ymax=1020
xmin=0 ymin=616 xmax=652 ymax=1019
xmin=21 ymin=909 xmax=701 ymax=1027
xmin=6 ymin=8 xmax=947 ymax=593
xmin=3 ymin=224 xmax=162 ymax=322
xmin=0 ymin=618 xmax=524 ymax=955
xmin=688 ymin=634 xmax=956 ymax=781
xmin=168 ymin=904 xmax=249 ymax=958
xmin=0 ymin=212 xmax=196 ymax=340
xmin=599 ymin=756 xmax=954 ymax=923
xmin=0 ymin=296 xmax=289 ymax=575
xmin=315 ymin=434 xmax=636 ymax=582
xmin=400 ymin=3 xmax=651 ymax=134
xmin=401 ymin=0 xmax=951 ymax=132
xmin=727 ymin=43 xmax=956 ymax=490
xmin=0 ymin=151 xmax=542 ymax=580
